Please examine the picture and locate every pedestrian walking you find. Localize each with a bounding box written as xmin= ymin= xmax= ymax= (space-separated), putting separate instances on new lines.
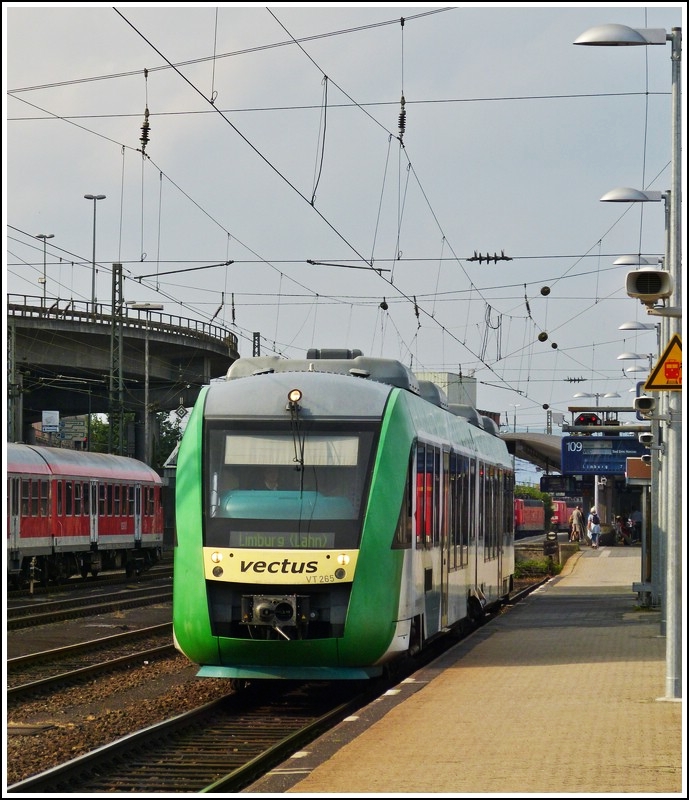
xmin=569 ymin=505 xmax=585 ymax=543
xmin=587 ymin=507 xmax=601 ymax=549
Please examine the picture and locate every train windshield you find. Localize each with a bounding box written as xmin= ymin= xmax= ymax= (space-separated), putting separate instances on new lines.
xmin=204 ymin=422 xmax=378 ymax=549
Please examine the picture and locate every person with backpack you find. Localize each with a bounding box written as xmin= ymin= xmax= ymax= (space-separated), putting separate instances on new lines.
xmin=588 ymin=507 xmax=601 ymax=549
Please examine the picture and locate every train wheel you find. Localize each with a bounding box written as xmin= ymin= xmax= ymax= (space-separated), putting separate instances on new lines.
xmin=125 ymin=562 xmax=135 ymax=579
xmin=91 ymin=569 xmax=100 ymax=578
xmin=230 ymin=679 xmax=248 ymax=692
xmin=80 ymin=567 xmax=89 ymax=579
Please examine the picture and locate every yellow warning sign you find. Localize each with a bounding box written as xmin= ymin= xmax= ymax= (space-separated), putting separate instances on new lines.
xmin=644 ymin=333 xmax=682 ymax=391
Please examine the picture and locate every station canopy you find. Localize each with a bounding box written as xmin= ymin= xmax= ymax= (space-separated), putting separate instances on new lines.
xmin=500 ymin=432 xmax=563 ymax=474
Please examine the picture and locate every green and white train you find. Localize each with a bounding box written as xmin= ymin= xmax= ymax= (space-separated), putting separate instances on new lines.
xmin=173 ymin=350 xmax=515 ymax=681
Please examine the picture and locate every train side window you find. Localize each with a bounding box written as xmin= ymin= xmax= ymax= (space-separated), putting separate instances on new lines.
xmin=56 ymin=480 xmax=63 ymax=516
xmin=21 ymin=479 xmax=30 ymax=516
xmin=74 ymin=481 xmax=83 ymax=516
xmin=126 ymin=485 xmax=134 ymax=516
xmin=107 ymin=483 xmax=114 ymax=515
xmin=65 ymin=480 xmax=74 ymax=516
xmin=39 ymin=479 xmax=49 ymax=517
xmin=113 ymin=484 xmax=121 ymax=516
xmin=144 ymin=487 xmax=154 ymax=516
xmin=83 ymin=482 xmax=90 ymax=515
xmin=392 ymin=455 xmax=413 ymax=549
xmin=99 ymin=483 xmax=107 ymax=516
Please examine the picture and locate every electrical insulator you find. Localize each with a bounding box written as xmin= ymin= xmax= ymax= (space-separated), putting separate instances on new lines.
xmin=398 ymin=95 xmax=406 ymax=139
xmin=140 ymin=107 xmax=150 ymax=153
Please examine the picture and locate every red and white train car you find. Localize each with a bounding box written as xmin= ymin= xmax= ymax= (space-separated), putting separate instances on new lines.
xmin=7 ymin=443 xmax=163 ymax=586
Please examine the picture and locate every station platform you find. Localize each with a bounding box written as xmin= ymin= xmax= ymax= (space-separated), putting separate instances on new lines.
xmin=246 ymin=547 xmax=684 ymax=795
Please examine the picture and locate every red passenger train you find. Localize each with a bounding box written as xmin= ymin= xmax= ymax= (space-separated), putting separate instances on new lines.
xmin=7 ymin=443 xmax=164 ymax=587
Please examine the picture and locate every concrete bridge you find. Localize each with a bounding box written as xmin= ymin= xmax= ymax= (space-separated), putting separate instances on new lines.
xmin=7 ymin=295 xmax=241 ymax=455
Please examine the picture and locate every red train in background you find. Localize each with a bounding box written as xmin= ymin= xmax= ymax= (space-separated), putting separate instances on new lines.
xmin=7 ymin=443 xmax=163 ymax=587
xmin=513 ymin=497 xmax=545 ymax=538
xmin=550 ymin=499 xmax=578 ymax=532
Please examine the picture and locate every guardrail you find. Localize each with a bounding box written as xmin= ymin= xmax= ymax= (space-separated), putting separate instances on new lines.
xmin=7 ymin=295 xmax=238 ymax=351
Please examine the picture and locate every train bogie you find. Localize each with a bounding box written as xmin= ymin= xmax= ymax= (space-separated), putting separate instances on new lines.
xmin=173 ymin=353 xmax=515 ymax=680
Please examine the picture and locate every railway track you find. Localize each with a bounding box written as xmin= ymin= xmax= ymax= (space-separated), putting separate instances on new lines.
xmin=7 ymin=582 xmax=172 ymax=630
xmin=7 ymin=680 xmax=374 ymax=793
xmin=7 ymin=563 xmax=173 ymax=600
xmin=7 ymin=624 xmax=174 ymax=702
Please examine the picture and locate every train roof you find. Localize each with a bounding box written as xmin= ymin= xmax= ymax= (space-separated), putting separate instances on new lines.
xmin=6 ymin=443 xmax=162 ymax=483
xmin=225 ymin=352 xmax=491 ymax=431
xmin=226 ymin=353 xmax=421 ymax=394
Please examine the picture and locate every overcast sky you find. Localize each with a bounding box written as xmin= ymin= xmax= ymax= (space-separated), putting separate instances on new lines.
xmin=4 ymin=3 xmax=686 ymax=447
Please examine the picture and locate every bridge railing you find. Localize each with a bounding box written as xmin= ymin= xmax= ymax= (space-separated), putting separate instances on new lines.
xmin=7 ymin=294 xmax=239 ymax=351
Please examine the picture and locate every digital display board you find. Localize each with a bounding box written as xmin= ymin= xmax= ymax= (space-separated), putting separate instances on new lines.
xmin=540 ymin=475 xmax=592 ymax=495
xmin=561 ymin=436 xmax=647 ymax=475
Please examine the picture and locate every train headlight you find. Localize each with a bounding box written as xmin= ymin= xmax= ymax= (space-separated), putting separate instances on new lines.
xmin=210 ymin=551 xmax=223 ymax=563
xmin=336 ymin=553 xmax=350 ymax=566
xmin=287 ymin=388 xmax=302 ymax=409
xmin=212 ymin=566 xmax=223 ymax=577
xmin=334 ymin=568 xmax=346 ymax=580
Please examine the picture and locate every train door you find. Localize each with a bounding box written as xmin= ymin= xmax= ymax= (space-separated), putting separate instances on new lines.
xmin=89 ymin=479 xmax=99 ymax=546
xmin=134 ymin=485 xmax=142 ymax=543
xmin=9 ymin=476 xmax=21 ymax=558
xmin=441 ymin=449 xmax=450 ymax=628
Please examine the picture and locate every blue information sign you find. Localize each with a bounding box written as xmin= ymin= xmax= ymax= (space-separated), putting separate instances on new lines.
xmin=561 ymin=436 xmax=647 ymax=475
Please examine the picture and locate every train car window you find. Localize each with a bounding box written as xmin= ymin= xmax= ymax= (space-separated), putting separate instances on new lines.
xmin=74 ymin=481 xmax=83 ymax=516
xmin=113 ymin=484 xmax=121 ymax=516
xmin=106 ymin=483 xmax=114 ymax=516
xmin=11 ymin=477 xmax=19 ymax=517
xmin=448 ymin=451 xmax=467 ymax=570
xmin=126 ymin=485 xmax=134 ymax=516
xmin=65 ymin=480 xmax=74 ymax=516
xmin=83 ymin=482 xmax=90 ymax=515
xmin=144 ymin=487 xmax=154 ymax=516
xmin=415 ymin=442 xmax=442 ymax=549
xmin=415 ymin=442 xmax=429 ymax=546
xmin=468 ymin=460 xmax=476 ymax=544
xmin=441 ymin=450 xmax=450 ymax=550
xmin=56 ymin=479 xmax=63 ymax=516
xmin=392 ymin=453 xmax=413 ymax=549
xmin=21 ymin=479 xmax=30 ymax=516
xmin=432 ymin=446 xmax=441 ymax=547
xmin=99 ymin=483 xmax=106 ymax=516
xmin=39 ymin=479 xmax=49 ymax=517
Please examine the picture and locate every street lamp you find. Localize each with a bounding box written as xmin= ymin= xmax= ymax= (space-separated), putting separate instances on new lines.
xmin=509 ymin=403 xmax=520 ymax=433
xmin=35 ymin=233 xmax=54 ymax=304
xmin=84 ymin=194 xmax=106 ymax=313
xmin=575 ymin=22 xmax=682 ymax=702
xmin=618 ymin=321 xmax=658 ymax=331
xmin=572 ymin=391 xmax=620 ymax=407
xmin=128 ymin=302 xmax=164 ymax=465
xmin=613 ymin=255 xmax=653 ymax=266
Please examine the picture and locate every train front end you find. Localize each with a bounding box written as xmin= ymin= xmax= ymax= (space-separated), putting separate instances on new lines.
xmin=173 ymin=366 xmax=410 ymax=680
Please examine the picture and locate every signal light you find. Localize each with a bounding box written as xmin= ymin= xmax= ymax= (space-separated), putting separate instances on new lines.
xmin=575 ymin=413 xmax=601 ymax=426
